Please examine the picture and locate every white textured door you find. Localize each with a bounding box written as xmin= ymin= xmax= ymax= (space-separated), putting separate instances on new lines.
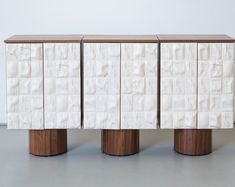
xmin=198 ymin=43 xmax=234 ymax=128
xmin=44 ymin=43 xmax=81 ymax=129
xmin=6 ymin=44 xmax=44 ymax=129
xmin=83 ymin=43 xmax=120 ymax=129
xmin=160 ymin=43 xmax=197 ymax=129
xmin=121 ymin=43 xmax=158 ymax=129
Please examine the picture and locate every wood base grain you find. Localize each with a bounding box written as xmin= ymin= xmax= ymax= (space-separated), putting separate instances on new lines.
xmin=29 ymin=129 xmax=67 ymax=156
xmin=101 ymin=130 xmax=139 ymax=156
xmin=174 ymin=129 xmax=212 ymax=156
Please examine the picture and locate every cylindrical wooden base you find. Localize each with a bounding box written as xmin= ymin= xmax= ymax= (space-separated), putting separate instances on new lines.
xmin=29 ymin=129 xmax=67 ymax=156
xmin=174 ymin=129 xmax=212 ymax=156
xmin=101 ymin=130 xmax=139 ymax=156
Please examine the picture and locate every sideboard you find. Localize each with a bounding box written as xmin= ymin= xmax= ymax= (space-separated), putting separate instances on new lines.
xmin=4 ymin=34 xmax=235 ymax=156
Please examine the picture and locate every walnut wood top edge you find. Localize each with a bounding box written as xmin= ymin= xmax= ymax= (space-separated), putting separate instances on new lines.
xmin=4 ymin=35 xmax=84 ymax=43
xmin=157 ymin=34 xmax=234 ymax=43
xmin=4 ymin=34 xmax=234 ymax=43
xmin=82 ymin=35 xmax=159 ymax=43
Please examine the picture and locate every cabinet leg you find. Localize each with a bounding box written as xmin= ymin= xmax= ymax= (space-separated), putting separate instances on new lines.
xmin=174 ymin=129 xmax=212 ymax=156
xmin=101 ymin=130 xmax=139 ymax=156
xmin=29 ymin=129 xmax=67 ymax=156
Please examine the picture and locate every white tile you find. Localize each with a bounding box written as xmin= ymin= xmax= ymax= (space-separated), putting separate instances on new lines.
xmin=222 ymin=112 xmax=233 ymax=128
xmin=31 ymin=78 xmax=43 ymax=95
xmin=19 ymin=79 xmax=30 ymax=94
xmin=19 ymin=61 xmax=31 ymax=77
xmin=7 ymin=61 xmax=18 ymax=78
xmin=7 ymin=78 xmax=19 ymax=95
xmin=7 ymin=113 xmax=19 ymax=129
xmin=161 ymin=112 xmax=173 ymax=128
xmin=84 ymin=43 xmax=120 ymax=129
xmin=31 ymin=60 xmax=43 ymax=77
xmin=121 ymin=43 xmax=158 ymax=129
xmin=19 ymin=113 xmax=32 ymax=128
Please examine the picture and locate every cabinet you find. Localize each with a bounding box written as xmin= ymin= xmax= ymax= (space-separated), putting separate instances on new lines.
xmin=5 ymin=35 xmax=82 ymax=129
xmin=5 ymin=35 xmax=234 ymax=130
xmin=83 ymin=35 xmax=159 ymax=129
xmin=159 ymin=35 xmax=234 ymax=129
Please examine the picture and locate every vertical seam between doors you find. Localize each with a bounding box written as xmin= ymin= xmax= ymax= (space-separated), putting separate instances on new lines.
xmin=196 ymin=43 xmax=198 ymax=129
xmin=42 ymin=43 xmax=45 ymax=129
xmin=119 ymin=43 xmax=122 ymax=129
xmin=158 ymin=43 xmax=161 ymax=129
xmin=80 ymin=42 xmax=84 ymax=129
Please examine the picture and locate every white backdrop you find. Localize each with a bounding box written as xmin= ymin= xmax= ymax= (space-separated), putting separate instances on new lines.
xmin=0 ymin=0 xmax=235 ymax=124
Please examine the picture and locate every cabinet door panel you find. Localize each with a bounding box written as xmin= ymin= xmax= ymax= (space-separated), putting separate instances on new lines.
xmin=121 ymin=43 xmax=158 ymax=129
xmin=83 ymin=43 xmax=120 ymax=129
xmin=44 ymin=43 xmax=81 ymax=129
xmin=198 ymin=43 xmax=234 ymax=128
xmin=160 ymin=43 xmax=197 ymax=129
xmin=6 ymin=44 xmax=44 ymax=129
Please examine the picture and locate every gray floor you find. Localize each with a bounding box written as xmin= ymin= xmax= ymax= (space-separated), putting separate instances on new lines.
xmin=0 ymin=126 xmax=235 ymax=187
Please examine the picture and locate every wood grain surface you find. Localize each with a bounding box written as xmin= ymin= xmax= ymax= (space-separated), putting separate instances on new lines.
xmin=83 ymin=35 xmax=159 ymax=43
xmin=101 ymin=130 xmax=139 ymax=156
xmin=29 ymin=129 xmax=67 ymax=156
xmin=4 ymin=34 xmax=234 ymax=43
xmin=174 ymin=129 xmax=212 ymax=156
xmin=4 ymin=35 xmax=83 ymax=43
xmin=157 ymin=34 xmax=234 ymax=43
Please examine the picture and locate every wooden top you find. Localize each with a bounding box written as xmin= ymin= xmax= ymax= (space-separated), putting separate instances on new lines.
xmin=157 ymin=34 xmax=234 ymax=43
xmin=4 ymin=35 xmax=83 ymax=43
xmin=82 ymin=35 xmax=159 ymax=43
xmin=4 ymin=34 xmax=234 ymax=44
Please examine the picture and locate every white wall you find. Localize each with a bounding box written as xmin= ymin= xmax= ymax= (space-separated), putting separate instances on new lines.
xmin=0 ymin=0 xmax=235 ymax=124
